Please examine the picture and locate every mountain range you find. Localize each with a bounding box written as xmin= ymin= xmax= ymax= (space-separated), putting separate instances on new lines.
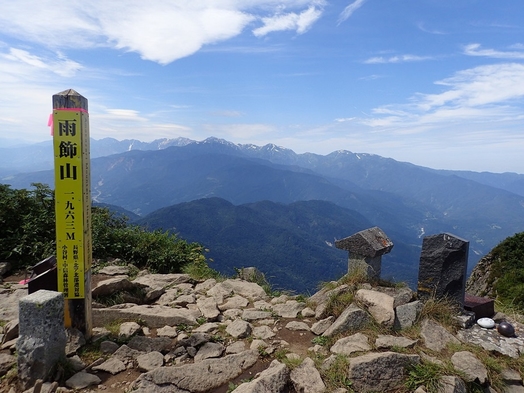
xmin=2 ymin=137 xmax=524 ymax=293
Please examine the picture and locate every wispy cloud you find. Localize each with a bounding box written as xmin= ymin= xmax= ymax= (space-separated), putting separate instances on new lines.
xmin=0 ymin=1 xmax=325 ymax=65
xmin=252 ymin=6 xmax=323 ymax=37
xmin=361 ymin=63 xmax=524 ymax=129
xmin=464 ymin=43 xmax=524 ymax=59
xmin=338 ymin=0 xmax=367 ymax=24
xmin=364 ymin=54 xmax=433 ymax=64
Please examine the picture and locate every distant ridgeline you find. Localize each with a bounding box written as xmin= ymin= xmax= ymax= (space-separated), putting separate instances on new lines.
xmin=3 ymin=137 xmax=524 ymax=293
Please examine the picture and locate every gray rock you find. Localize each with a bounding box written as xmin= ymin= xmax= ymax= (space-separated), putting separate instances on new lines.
xmin=450 ymin=351 xmax=488 ymax=384
xmin=137 ymin=351 xmax=164 ymax=372
xmin=420 ymin=319 xmax=460 ymax=352
xmin=0 ymin=288 xmax=26 ymax=321
xmin=375 ymin=335 xmax=418 ymax=349
xmin=348 ymin=351 xmax=420 ymax=392
xmin=394 ymin=300 xmax=423 ymax=330
xmin=92 ymin=357 xmax=126 ymax=374
xmin=376 ymin=286 xmax=414 ymax=308
xmin=132 ymin=273 xmax=192 ymax=290
xmin=226 ymin=319 xmax=252 ymax=339
xmin=92 ymin=304 xmax=197 ymax=328
xmin=456 ymin=323 xmax=524 ymax=358
xmin=112 ymin=344 xmax=144 ymax=362
xmin=272 ymin=300 xmax=306 ymax=318
xmin=156 ymin=325 xmax=178 ymax=338
xmin=193 ymin=322 xmax=219 ymax=333
xmin=92 ymin=276 xmax=135 ymax=297
xmin=65 ymin=372 xmax=101 ymax=390
xmin=310 ymin=285 xmax=350 ymax=319
xmin=197 ymin=297 xmax=220 ymax=320
xmin=356 ymin=289 xmax=395 ymax=326
xmin=231 ymin=359 xmax=289 ymax=393
xmin=67 ymin=355 xmax=86 ymax=372
xmin=0 ymin=352 xmax=16 ymax=377
xmin=1 ymin=319 xmax=18 ymax=345
xmin=218 ymin=295 xmax=249 ymax=311
xmin=437 ymin=375 xmax=467 ymax=393
xmin=242 ymin=309 xmax=272 ymax=321
xmin=301 ymin=307 xmax=316 ymax=317
xmin=98 ymin=265 xmax=130 ymax=276
xmin=285 ymin=321 xmax=310 ymax=331
xmin=290 ymin=357 xmax=326 ymax=393
xmin=252 ymin=325 xmax=276 ymax=340
xmin=65 ymin=328 xmax=86 ymax=356
xmin=330 ymin=333 xmax=371 ymax=355
xmin=127 ymin=336 xmax=174 ymax=353
xmin=195 ymin=278 xmax=217 ymax=293
xmin=311 ymin=316 xmax=334 ymax=335
xmin=226 ymin=341 xmax=246 ymax=354
xmin=132 ymin=350 xmax=259 ymax=392
xmin=322 ymin=304 xmax=370 ymax=337
xmin=118 ymin=321 xmax=142 ymax=339
xmin=208 ymin=280 xmax=267 ymax=303
xmin=100 ymin=340 xmax=120 ymax=354
xmin=194 ymin=342 xmax=225 ymax=361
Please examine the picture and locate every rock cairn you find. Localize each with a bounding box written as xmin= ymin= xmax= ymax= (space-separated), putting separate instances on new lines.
xmin=1 ymin=264 xmax=524 ymax=393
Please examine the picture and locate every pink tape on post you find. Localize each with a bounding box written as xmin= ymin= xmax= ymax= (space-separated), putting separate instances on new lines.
xmin=48 ymin=114 xmax=53 ymax=136
xmin=49 ymin=108 xmax=89 ymax=136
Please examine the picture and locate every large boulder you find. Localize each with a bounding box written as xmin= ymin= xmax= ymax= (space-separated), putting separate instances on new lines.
xmin=348 ymin=351 xmax=420 ymax=392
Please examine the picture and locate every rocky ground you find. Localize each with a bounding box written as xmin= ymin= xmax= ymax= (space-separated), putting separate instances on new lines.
xmin=1 ymin=263 xmax=524 ymax=393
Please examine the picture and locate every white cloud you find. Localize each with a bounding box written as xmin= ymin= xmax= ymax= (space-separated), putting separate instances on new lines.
xmin=338 ymin=0 xmax=366 ymax=24
xmin=0 ymin=1 xmax=325 ymax=65
xmin=252 ymin=6 xmax=323 ymax=36
xmin=360 ymin=63 xmax=524 ymax=130
xmin=464 ymin=43 xmax=524 ymax=59
xmin=364 ymin=54 xmax=433 ymax=64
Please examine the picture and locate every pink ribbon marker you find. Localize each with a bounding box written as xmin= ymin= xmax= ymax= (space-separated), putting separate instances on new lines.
xmin=48 ymin=108 xmax=89 ymax=136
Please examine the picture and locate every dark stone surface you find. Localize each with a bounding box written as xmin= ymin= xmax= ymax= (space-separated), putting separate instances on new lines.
xmin=417 ymin=233 xmax=469 ymax=307
xmin=335 ymin=227 xmax=393 ymax=257
xmin=464 ymin=294 xmax=495 ymax=319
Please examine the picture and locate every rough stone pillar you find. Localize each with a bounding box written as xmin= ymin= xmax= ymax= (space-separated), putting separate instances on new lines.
xmin=335 ymin=227 xmax=394 ymax=280
xmin=417 ymin=233 xmax=469 ymax=307
xmin=17 ymin=290 xmax=67 ymax=390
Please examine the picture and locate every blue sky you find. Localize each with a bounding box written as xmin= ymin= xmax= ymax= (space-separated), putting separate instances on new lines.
xmin=1 ymin=1 xmax=524 ymax=173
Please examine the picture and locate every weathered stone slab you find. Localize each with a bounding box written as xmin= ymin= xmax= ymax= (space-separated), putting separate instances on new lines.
xmin=92 ymin=304 xmax=197 ymax=328
xmin=65 ymin=372 xmax=101 ymax=390
xmin=290 ymin=357 xmax=326 ymax=393
xmin=417 ymin=233 xmax=469 ymax=307
xmin=17 ymin=290 xmax=66 ymax=390
xmin=420 ymin=319 xmax=460 ymax=352
xmin=356 ymin=289 xmax=395 ymax=326
xmin=132 ymin=350 xmax=259 ymax=392
xmin=231 ymin=359 xmax=289 ymax=393
xmin=451 ymin=351 xmax=488 ymax=384
xmin=394 ymin=300 xmax=423 ymax=330
xmin=322 ymin=304 xmax=370 ymax=337
xmin=348 ymin=351 xmax=420 ymax=392
xmin=330 ymin=333 xmax=371 ymax=355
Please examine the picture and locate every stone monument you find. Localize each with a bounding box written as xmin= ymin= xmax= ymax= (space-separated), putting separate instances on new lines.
xmin=17 ymin=290 xmax=67 ymax=390
xmin=335 ymin=227 xmax=394 ymax=280
xmin=417 ymin=233 xmax=469 ymax=307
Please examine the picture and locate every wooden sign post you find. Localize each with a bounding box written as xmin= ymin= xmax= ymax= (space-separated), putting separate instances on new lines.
xmin=52 ymin=89 xmax=92 ymax=338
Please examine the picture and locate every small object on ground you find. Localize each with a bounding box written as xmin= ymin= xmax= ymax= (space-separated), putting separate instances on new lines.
xmin=477 ymin=317 xmax=495 ymax=329
xmin=497 ymin=321 xmax=515 ymax=337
